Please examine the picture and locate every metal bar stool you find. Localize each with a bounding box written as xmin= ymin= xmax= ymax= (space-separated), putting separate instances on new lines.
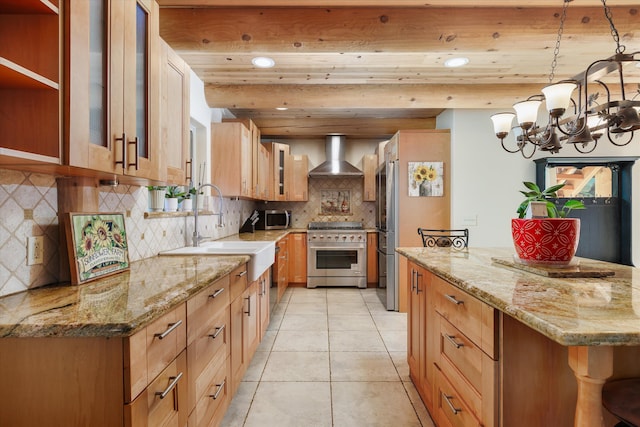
xmin=417 ymin=228 xmax=469 ymax=250
xmin=602 ymin=378 xmax=640 ymax=427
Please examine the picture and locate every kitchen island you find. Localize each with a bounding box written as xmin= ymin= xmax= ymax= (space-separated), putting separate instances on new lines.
xmin=397 ymin=246 xmax=640 ymax=427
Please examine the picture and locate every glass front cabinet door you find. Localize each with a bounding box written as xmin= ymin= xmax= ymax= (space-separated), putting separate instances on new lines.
xmin=65 ymin=0 xmax=161 ymax=180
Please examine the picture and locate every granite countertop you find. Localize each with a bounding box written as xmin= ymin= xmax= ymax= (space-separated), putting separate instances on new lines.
xmin=0 ymin=255 xmax=249 ymax=338
xmin=397 ymin=247 xmax=640 ymax=347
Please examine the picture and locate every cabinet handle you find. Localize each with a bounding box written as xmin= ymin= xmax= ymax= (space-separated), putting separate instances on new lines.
xmin=236 ymin=270 xmax=247 ymax=278
xmin=244 ymin=295 xmax=252 ymax=316
xmin=411 ymin=269 xmax=417 ymax=292
xmin=156 ymin=372 xmax=183 ymax=400
xmin=444 ymin=333 xmax=464 ymax=349
xmin=442 ymin=393 xmax=461 ymax=415
xmin=128 ymin=136 xmax=139 ymax=170
xmin=185 ymin=159 xmax=192 ymax=182
xmin=444 ymin=294 xmax=464 ymax=305
xmin=209 ymin=288 xmax=225 ymax=299
xmin=154 ymin=320 xmax=183 ymax=340
xmin=209 ymin=325 xmax=225 ymax=339
xmin=115 ymin=133 xmax=126 ymax=168
xmin=415 ymin=271 xmax=423 ymax=293
xmin=210 ymin=379 xmax=226 ymax=400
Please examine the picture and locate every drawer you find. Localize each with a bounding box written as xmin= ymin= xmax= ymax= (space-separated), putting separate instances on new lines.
xmin=192 ymin=345 xmax=229 ymax=427
xmin=229 ymin=264 xmax=248 ymax=301
xmin=438 ymin=317 xmax=482 ymax=421
xmin=125 ymin=350 xmax=188 ymax=427
xmin=187 ymin=275 xmax=230 ymax=345
xmin=125 ymin=303 xmax=187 ymax=402
xmin=432 ymin=274 xmax=496 ymax=358
xmin=188 ymin=306 xmax=230 ymax=384
xmin=435 ymin=367 xmax=482 ymax=427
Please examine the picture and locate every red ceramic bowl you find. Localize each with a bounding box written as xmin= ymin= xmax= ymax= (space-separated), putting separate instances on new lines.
xmin=511 ymin=218 xmax=580 ymax=266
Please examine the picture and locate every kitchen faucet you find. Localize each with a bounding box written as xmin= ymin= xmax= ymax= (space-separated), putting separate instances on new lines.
xmin=193 ymin=183 xmax=224 ymax=247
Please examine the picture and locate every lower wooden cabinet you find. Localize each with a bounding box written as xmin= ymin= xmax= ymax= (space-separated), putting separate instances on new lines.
xmin=406 ymin=258 xmax=497 ymax=427
xmin=274 ymin=236 xmax=289 ymax=302
xmin=0 ymin=261 xmax=272 ymax=427
xmin=288 ymin=232 xmax=307 ymax=284
xmin=367 ymin=231 xmax=378 ymax=286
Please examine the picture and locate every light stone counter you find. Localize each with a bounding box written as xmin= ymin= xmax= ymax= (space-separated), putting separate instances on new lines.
xmin=0 ymin=255 xmax=249 ymax=338
xmin=397 ymin=247 xmax=640 ymax=346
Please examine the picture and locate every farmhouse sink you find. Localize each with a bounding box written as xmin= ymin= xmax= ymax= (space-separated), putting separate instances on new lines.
xmin=159 ymin=240 xmax=276 ymax=282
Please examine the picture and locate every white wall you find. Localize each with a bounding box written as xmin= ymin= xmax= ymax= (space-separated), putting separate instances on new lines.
xmin=439 ymin=108 xmax=640 ymax=264
xmin=437 ymin=109 xmax=536 ymax=248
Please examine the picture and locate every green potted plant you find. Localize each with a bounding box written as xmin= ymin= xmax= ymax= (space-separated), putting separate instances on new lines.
xmin=512 ymin=181 xmax=585 ymax=266
xmin=147 ymin=185 xmax=166 ymax=212
xmin=164 ymin=186 xmax=186 ymax=212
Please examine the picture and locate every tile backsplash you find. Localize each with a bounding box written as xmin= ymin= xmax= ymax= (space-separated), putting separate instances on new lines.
xmin=0 ymin=170 xmax=373 ymax=297
xmin=0 ymin=169 xmax=254 ymax=297
xmin=262 ymin=177 xmax=376 ymax=229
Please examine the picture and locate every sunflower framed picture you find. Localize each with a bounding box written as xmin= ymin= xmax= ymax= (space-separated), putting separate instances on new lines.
xmin=65 ymin=213 xmax=130 ymax=284
xmin=408 ymin=161 xmax=444 ymax=197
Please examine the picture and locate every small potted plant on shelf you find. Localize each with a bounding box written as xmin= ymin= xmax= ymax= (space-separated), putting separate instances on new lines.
xmin=164 ymin=186 xmax=186 ymax=212
xmin=180 ymin=186 xmax=200 ymax=212
xmin=147 ymin=186 xmax=166 ymax=212
xmin=512 ymin=181 xmax=585 ymax=266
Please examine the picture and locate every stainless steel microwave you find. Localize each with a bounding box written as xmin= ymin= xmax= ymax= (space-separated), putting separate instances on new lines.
xmin=255 ymin=210 xmax=290 ymax=230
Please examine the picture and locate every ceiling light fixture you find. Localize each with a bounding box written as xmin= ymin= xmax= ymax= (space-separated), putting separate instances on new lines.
xmin=444 ymin=57 xmax=469 ymax=68
xmin=275 ymin=107 xmax=288 ymax=111
xmin=490 ymin=0 xmax=640 ymax=159
xmin=251 ymin=56 xmax=275 ymax=68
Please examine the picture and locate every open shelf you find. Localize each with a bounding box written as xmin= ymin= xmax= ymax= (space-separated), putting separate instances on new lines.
xmin=0 ymin=57 xmax=58 ymax=89
xmin=0 ymin=0 xmax=58 ymax=15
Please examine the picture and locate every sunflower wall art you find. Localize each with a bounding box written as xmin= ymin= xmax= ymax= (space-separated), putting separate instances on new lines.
xmin=65 ymin=213 xmax=129 ymax=284
xmin=408 ymin=161 xmax=444 ymax=197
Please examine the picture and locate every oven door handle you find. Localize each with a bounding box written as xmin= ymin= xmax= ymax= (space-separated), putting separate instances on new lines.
xmin=309 ymin=245 xmax=365 ymax=251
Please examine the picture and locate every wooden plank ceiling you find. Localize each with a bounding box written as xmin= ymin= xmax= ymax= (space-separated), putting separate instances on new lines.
xmin=158 ymin=1 xmax=640 ymax=139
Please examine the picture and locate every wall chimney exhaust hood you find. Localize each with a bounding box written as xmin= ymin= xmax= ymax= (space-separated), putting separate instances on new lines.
xmin=308 ymin=135 xmax=363 ymax=178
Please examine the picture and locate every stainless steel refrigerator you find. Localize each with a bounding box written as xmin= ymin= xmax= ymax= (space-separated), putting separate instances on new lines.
xmin=376 ymin=130 xmax=451 ymax=311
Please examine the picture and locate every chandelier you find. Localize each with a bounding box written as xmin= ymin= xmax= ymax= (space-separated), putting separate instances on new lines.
xmin=490 ymin=0 xmax=640 ymax=159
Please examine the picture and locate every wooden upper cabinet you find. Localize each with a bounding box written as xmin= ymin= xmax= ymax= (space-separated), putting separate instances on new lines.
xmin=211 ymin=121 xmax=252 ymax=198
xmin=0 ymin=0 xmax=61 ymax=164
xmin=288 ymin=154 xmax=308 ymax=201
xmin=160 ymin=39 xmax=190 ymax=185
xmin=263 ymin=142 xmax=290 ymax=202
xmin=65 ymin=0 xmax=162 ymax=180
xmin=363 ymin=153 xmax=377 ymax=201
xmin=223 ymin=118 xmax=263 ymax=199
xmin=257 ymin=143 xmax=270 ymax=200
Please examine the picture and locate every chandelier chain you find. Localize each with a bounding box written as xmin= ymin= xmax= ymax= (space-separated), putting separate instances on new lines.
xmin=601 ymin=0 xmax=625 ymax=54
xmin=549 ymin=0 xmax=571 ymax=84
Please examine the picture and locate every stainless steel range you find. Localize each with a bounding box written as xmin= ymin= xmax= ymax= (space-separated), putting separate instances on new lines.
xmin=307 ymin=221 xmax=367 ymax=288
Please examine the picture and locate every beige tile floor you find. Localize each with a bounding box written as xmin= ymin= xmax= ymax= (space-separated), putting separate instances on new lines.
xmin=221 ymin=287 xmax=436 ymax=427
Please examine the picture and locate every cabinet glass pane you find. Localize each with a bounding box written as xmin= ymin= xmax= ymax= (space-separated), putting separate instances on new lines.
xmin=89 ymin=0 xmax=106 ymax=147
xmin=136 ymin=2 xmax=148 ymax=158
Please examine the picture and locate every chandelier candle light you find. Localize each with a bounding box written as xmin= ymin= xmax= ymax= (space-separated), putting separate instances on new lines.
xmin=490 ymin=0 xmax=640 ymax=159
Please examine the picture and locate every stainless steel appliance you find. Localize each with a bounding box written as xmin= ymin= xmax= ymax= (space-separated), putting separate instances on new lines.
xmin=306 ymin=221 xmax=367 ymax=288
xmin=254 ymin=210 xmax=290 ymax=230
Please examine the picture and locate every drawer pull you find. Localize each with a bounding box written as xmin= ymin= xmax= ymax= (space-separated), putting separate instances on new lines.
xmin=236 ymin=270 xmax=247 ymax=278
xmin=444 ymin=294 xmax=464 ymax=305
xmin=442 ymin=393 xmax=461 ymax=415
xmin=210 ymin=379 xmax=226 ymax=400
xmin=209 ymin=288 xmax=225 ymax=299
xmin=154 ymin=320 xmax=183 ymax=340
xmin=209 ymin=325 xmax=225 ymax=339
xmin=244 ymin=295 xmax=252 ymax=316
xmin=156 ymin=372 xmax=183 ymax=400
xmin=445 ymin=334 xmax=464 ymax=349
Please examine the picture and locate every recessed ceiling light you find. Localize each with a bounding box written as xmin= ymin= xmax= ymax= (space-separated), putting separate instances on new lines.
xmin=444 ymin=57 xmax=469 ymax=68
xmin=276 ymin=107 xmax=288 ymax=111
xmin=251 ymin=56 xmax=275 ymax=68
